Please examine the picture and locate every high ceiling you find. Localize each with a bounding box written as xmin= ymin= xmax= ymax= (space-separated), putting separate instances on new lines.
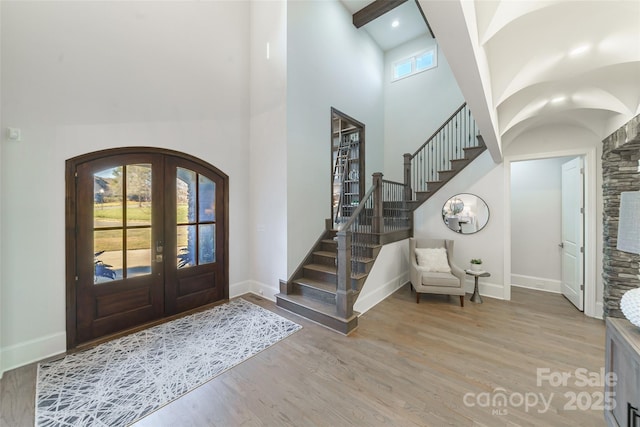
xmin=419 ymin=0 xmax=640 ymax=160
xmin=341 ymin=1 xmax=640 ymax=162
xmin=340 ymin=0 xmax=430 ymax=51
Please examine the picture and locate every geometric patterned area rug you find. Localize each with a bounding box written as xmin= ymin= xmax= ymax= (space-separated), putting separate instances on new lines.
xmin=35 ymin=298 xmax=301 ymax=427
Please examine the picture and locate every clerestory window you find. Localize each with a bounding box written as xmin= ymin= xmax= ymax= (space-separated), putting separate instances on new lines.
xmin=392 ymin=47 xmax=437 ymax=81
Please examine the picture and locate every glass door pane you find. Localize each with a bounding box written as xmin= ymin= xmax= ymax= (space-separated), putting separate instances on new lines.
xmin=175 ymin=167 xmax=216 ymax=268
xmin=127 ymin=228 xmax=152 ymax=278
xmin=94 ymin=167 xmax=123 ymax=228
xmin=92 ymin=164 xmax=152 ymax=283
xmin=126 ymin=164 xmax=152 ymax=226
xmin=94 ymin=230 xmax=122 ymax=283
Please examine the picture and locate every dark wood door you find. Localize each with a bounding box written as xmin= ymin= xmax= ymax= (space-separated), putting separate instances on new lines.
xmin=163 ymin=157 xmax=226 ymax=315
xmin=70 ymin=149 xmax=228 ymax=347
xmin=75 ymin=153 xmax=165 ymax=344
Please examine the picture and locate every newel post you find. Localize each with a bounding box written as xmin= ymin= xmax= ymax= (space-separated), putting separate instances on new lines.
xmin=372 ymin=172 xmax=384 ymax=234
xmin=336 ymin=230 xmax=354 ymax=318
xmin=403 ymin=153 xmax=412 ymax=201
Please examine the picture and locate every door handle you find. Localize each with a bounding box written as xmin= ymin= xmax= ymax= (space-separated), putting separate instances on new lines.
xmin=558 ymin=242 xmax=564 ymax=248
xmin=156 ymin=240 xmax=164 ymax=262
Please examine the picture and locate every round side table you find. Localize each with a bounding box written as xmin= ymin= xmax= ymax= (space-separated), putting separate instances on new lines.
xmin=465 ymin=270 xmax=490 ymax=303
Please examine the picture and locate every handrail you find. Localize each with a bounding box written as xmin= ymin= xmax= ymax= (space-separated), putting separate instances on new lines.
xmin=334 ymin=103 xmax=480 ymax=321
xmin=404 ymin=103 xmax=480 ymax=198
xmin=336 ymin=172 xmax=410 ymax=297
xmin=381 ymin=178 xmax=404 ymax=186
xmin=339 ymin=183 xmax=376 ymax=232
xmin=411 ymin=102 xmax=467 ymax=158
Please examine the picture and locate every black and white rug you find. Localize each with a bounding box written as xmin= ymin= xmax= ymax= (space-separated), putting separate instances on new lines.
xmin=35 ymin=298 xmax=301 ymax=427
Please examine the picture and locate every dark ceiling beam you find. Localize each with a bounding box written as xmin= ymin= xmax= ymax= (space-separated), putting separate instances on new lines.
xmin=352 ymin=0 xmax=408 ymax=29
xmin=414 ymin=0 xmax=435 ymax=39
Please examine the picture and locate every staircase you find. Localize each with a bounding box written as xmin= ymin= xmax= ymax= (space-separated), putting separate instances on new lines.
xmin=276 ymin=226 xmax=380 ymax=334
xmin=276 ymin=103 xmax=486 ymax=334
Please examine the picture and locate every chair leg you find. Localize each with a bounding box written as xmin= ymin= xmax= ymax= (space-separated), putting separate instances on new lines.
xmin=460 ymin=295 xmax=464 ymax=307
xmin=416 ymin=292 xmax=420 ymax=304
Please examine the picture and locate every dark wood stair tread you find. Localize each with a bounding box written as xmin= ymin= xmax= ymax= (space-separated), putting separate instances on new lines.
xmin=304 ymin=263 xmax=336 ymax=274
xmin=464 ymin=145 xmax=485 ymax=152
xmin=304 ymin=263 xmax=368 ymax=280
xmin=294 ymin=277 xmax=336 ymax=294
xmin=450 ymin=158 xmax=471 ymax=164
xmin=313 ymin=250 xmax=337 ymax=259
xmin=276 ymin=293 xmax=359 ymax=322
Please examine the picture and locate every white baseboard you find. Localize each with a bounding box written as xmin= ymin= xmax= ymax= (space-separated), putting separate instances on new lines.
xmin=465 ymin=278 xmax=504 ymax=300
xmin=511 ymin=273 xmax=561 ymax=294
xmin=230 ymin=280 xmax=279 ymax=302
xmin=1 ymin=332 xmax=66 ymax=376
xmin=250 ymin=280 xmax=279 ymax=302
xmin=229 ymin=280 xmax=253 ymax=299
xmin=353 ymin=272 xmax=408 ymax=315
xmin=1 ymin=280 xmax=276 ymax=377
xmin=594 ymin=301 xmax=604 ymax=320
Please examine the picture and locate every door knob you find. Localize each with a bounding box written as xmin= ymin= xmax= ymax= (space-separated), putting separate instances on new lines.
xmin=558 ymin=242 xmax=564 ymax=248
xmin=156 ymin=240 xmax=164 ymax=262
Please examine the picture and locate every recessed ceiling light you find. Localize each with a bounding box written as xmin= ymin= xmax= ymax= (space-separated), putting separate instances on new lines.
xmin=391 ymin=20 xmax=399 ymax=28
xmin=551 ymin=96 xmax=566 ymax=104
xmin=569 ymin=44 xmax=591 ymax=57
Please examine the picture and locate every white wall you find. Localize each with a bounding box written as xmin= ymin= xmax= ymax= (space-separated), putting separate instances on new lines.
xmin=510 ymin=157 xmax=574 ymax=292
xmin=0 ymin=1 xmax=251 ymax=373
xmin=413 ymin=151 xmax=505 ymax=299
xmin=247 ymin=1 xmax=288 ymax=299
xmin=505 ymin=125 xmax=604 ymax=317
xmin=383 ymin=36 xmax=464 ymax=182
xmin=412 ymin=121 xmax=604 ymax=317
xmin=286 ymin=0 xmax=384 ymax=276
xmin=354 ymin=239 xmax=409 ymax=314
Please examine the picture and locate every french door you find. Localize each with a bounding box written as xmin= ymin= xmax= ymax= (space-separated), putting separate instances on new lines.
xmin=67 ymin=148 xmax=228 ymax=348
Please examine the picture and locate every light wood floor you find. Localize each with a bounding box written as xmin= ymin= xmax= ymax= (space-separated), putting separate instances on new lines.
xmin=1 ymin=286 xmax=606 ymax=427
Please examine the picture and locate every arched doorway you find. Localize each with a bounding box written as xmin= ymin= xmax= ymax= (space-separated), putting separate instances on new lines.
xmin=66 ymin=147 xmax=228 ymax=348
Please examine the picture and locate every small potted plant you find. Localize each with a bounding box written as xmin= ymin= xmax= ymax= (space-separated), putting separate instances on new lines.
xmin=470 ymin=258 xmax=483 ymax=272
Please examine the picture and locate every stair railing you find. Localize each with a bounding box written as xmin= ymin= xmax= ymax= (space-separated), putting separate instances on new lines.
xmin=403 ymin=103 xmax=480 ymax=200
xmin=381 ymin=179 xmax=410 ymax=232
xmin=334 ymin=172 xmax=412 ymax=316
xmin=335 ymin=179 xmax=375 ymax=318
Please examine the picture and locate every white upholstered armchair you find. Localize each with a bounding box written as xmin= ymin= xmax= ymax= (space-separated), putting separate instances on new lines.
xmin=409 ymin=238 xmax=466 ymax=306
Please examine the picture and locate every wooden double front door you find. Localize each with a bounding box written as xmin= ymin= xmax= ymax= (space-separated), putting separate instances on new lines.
xmin=66 ymin=148 xmax=228 ymax=348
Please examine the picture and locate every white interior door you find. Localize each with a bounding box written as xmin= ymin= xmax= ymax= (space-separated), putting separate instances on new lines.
xmin=561 ymin=157 xmax=584 ymax=311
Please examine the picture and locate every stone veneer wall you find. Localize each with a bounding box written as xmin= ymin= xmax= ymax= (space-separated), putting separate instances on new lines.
xmin=602 ymin=114 xmax=640 ymax=318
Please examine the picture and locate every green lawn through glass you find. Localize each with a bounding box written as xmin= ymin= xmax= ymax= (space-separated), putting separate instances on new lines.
xmin=94 ymin=203 xmax=189 ymax=251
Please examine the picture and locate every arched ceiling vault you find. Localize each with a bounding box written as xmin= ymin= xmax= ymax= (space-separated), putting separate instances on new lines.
xmin=420 ymin=0 xmax=640 ymax=156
